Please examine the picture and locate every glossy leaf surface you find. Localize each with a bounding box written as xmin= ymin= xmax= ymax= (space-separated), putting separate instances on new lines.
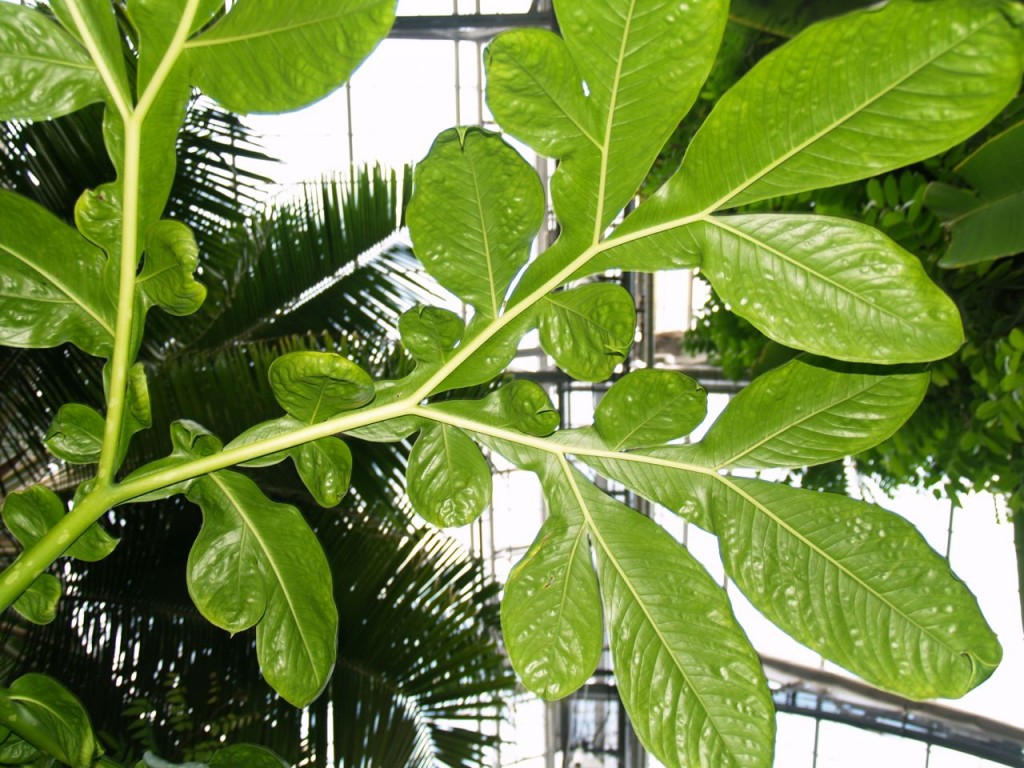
xmin=138 ymin=220 xmax=206 ymax=316
xmin=674 ymin=0 xmax=1024 ymax=211
xmin=45 ymin=403 xmax=106 ymax=464
xmin=0 ymin=191 xmax=114 ymax=356
xmin=501 ymin=466 xmax=603 ymax=700
xmin=407 ymin=127 xmax=543 ymax=319
xmin=430 ymin=380 xmax=559 ymax=437
xmin=595 ymin=369 xmax=707 ymax=450
xmin=186 ymin=470 xmax=337 ymax=707
xmin=711 ymin=477 xmax=1002 ymax=698
xmin=487 ymin=0 xmax=727 ymax=247
xmin=693 ymin=358 xmax=930 ymax=469
xmin=3 ymin=485 xmax=117 ymax=562
xmin=269 ymin=351 xmax=375 ymax=423
xmin=928 ymin=121 xmax=1024 ymax=267
xmin=697 ymin=215 xmax=965 ymax=362
xmin=0 ymin=674 xmax=98 ymax=768
xmin=293 ymin=438 xmax=353 ymax=508
xmin=0 ymin=4 xmax=104 ymax=121
xmin=538 ymin=283 xmax=635 ymax=381
xmin=407 ymin=424 xmax=492 ymax=528
xmin=580 ymin=474 xmax=775 ymax=768
xmin=14 ymin=574 xmax=61 ymax=625
xmin=184 ymin=0 xmax=396 ymax=113
xmin=399 ymin=305 xmax=464 ymax=364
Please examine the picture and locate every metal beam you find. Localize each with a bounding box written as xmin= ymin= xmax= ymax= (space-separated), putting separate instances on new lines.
xmin=390 ymin=11 xmax=556 ymax=42
xmin=763 ymin=655 xmax=1024 ymax=766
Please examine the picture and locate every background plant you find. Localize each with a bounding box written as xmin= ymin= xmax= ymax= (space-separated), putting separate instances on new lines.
xmin=0 ymin=1 xmax=1021 ymax=768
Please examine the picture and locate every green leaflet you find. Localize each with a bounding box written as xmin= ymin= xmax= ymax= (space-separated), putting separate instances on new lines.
xmin=501 ymin=461 xmax=603 ymax=700
xmin=0 ymin=725 xmax=40 ymax=764
xmin=121 ymin=420 xmax=223 ymax=503
xmin=695 ymin=215 xmax=965 ymax=363
xmin=3 ymin=485 xmax=118 ymax=563
xmin=538 ymin=283 xmax=635 ymax=381
xmin=399 ymin=305 xmax=465 ymax=364
xmin=428 ymin=380 xmax=560 ymax=438
xmin=438 ymin=309 xmax=538 ymax=391
xmin=13 ymin=574 xmax=61 ymax=626
xmin=208 ymin=744 xmax=289 ymax=768
xmin=0 ymin=4 xmax=105 ymax=121
xmin=0 ymin=674 xmax=99 ymax=768
xmin=406 ymin=127 xmax=544 ymax=320
xmin=675 ymin=0 xmax=1024 ymax=212
xmin=268 ymin=351 xmax=375 ymax=423
xmin=186 ymin=470 xmax=338 ymax=707
xmin=138 ymin=220 xmax=207 ymax=317
xmin=594 ymin=369 xmax=707 ymax=450
xmin=927 ymin=120 xmax=1024 ymax=267
xmin=183 ymin=0 xmax=396 ymax=114
xmin=487 ymin=0 xmax=728 ymax=252
xmin=45 ymin=404 xmax=106 ymax=464
xmin=693 ymin=357 xmax=931 ymax=469
xmin=227 ymin=415 xmax=353 ymax=508
xmin=407 ymin=423 xmax=492 ymax=528
xmin=0 ymin=191 xmax=115 ymax=357
xmin=292 ymin=438 xmax=353 ymax=508
xmin=711 ymin=477 xmax=1002 ymax=699
xmin=576 ymin=471 xmax=775 ymax=768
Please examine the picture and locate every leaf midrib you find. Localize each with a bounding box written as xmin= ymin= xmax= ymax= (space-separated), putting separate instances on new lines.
xmin=718 ymin=475 xmax=961 ymax=660
xmin=209 ymin=473 xmax=318 ymax=676
xmin=706 ymin=216 xmax=906 ymax=324
xmin=564 ymin=460 xmax=737 ymax=768
xmin=703 ymin=14 xmax=1001 ymax=212
xmin=712 ymin=375 xmax=894 ymax=469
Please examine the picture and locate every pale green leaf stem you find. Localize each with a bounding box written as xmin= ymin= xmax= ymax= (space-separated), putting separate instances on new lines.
xmin=96 ymin=0 xmax=202 ymax=486
xmin=58 ymin=0 xmax=132 ymax=120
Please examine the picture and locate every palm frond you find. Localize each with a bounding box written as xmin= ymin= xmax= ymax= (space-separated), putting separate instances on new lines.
xmin=187 ymin=167 xmax=432 ymax=353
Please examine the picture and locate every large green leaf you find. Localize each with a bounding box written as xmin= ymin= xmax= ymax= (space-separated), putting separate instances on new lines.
xmin=538 ymin=283 xmax=635 ymax=381
xmin=0 ymin=4 xmax=105 ymax=121
xmin=692 ymin=358 xmax=930 ymax=469
xmin=712 ymin=477 xmax=1002 ymax=698
xmin=0 ymin=190 xmax=115 ymax=357
xmin=406 ymin=424 xmax=492 ymax=528
xmin=406 ymin=127 xmax=544 ymax=320
xmin=186 ymin=470 xmax=338 ymax=707
xmin=675 ymin=0 xmax=1024 ymax=212
xmin=0 ymin=674 xmax=98 ymax=768
xmin=577 ymin=473 xmax=775 ymax=768
xmin=696 ymin=214 xmax=965 ymax=362
xmin=51 ymin=0 xmax=133 ymax=106
xmin=501 ymin=463 xmax=603 ymax=700
xmin=183 ymin=0 xmax=396 ymax=114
